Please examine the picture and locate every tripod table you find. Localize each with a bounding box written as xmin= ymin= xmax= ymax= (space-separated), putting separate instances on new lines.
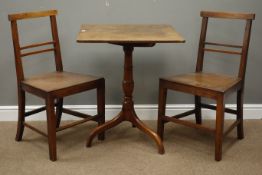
xmin=77 ymin=24 xmax=185 ymax=154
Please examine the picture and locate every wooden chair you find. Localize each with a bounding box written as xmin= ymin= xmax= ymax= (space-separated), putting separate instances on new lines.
xmin=157 ymin=11 xmax=255 ymax=161
xmin=8 ymin=10 xmax=105 ymax=161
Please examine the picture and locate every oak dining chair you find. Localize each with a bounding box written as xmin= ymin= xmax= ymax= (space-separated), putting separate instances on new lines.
xmin=8 ymin=10 xmax=105 ymax=161
xmin=157 ymin=11 xmax=255 ymax=161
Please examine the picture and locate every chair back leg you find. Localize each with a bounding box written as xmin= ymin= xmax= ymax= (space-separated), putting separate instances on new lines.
xmin=16 ymin=89 xmax=26 ymax=141
xmin=97 ymin=82 xmax=105 ymax=140
xmin=194 ymin=96 xmax=202 ymax=124
xmin=237 ymin=90 xmax=244 ymax=139
xmin=157 ymin=84 xmax=167 ymax=140
xmin=55 ymin=98 xmax=63 ymax=128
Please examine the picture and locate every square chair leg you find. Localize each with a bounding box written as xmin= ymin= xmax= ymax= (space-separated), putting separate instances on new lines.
xmin=15 ymin=89 xmax=25 ymax=141
xmin=46 ymin=96 xmax=57 ymax=161
xmin=157 ymin=84 xmax=167 ymax=140
xmin=215 ymin=96 xmax=225 ymax=161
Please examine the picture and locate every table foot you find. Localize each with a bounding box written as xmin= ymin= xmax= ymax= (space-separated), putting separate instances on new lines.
xmin=87 ymin=109 xmax=165 ymax=154
xmin=86 ymin=112 xmax=123 ymax=147
xmin=131 ymin=113 xmax=165 ymax=154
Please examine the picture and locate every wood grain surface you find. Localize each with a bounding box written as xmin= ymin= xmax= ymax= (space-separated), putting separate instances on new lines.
xmin=77 ymin=24 xmax=185 ymax=43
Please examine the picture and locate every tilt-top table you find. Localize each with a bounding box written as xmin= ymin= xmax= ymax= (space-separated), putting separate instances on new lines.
xmin=77 ymin=24 xmax=185 ymax=154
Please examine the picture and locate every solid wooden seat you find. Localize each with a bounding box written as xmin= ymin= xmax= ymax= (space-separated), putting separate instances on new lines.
xmin=22 ymin=71 xmax=101 ymax=93
xmin=8 ymin=10 xmax=105 ymax=161
xmin=162 ymin=72 xmax=241 ymax=93
xmin=157 ymin=11 xmax=255 ymax=161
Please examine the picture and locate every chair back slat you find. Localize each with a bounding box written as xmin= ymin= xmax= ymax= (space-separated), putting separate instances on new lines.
xmin=9 ymin=10 xmax=63 ymax=82
xmin=195 ymin=11 xmax=255 ymax=80
xmin=20 ymin=48 xmax=55 ymax=57
xmin=203 ymin=48 xmax=242 ymax=55
xmin=204 ymin=42 xmax=243 ymax=49
xmin=20 ymin=41 xmax=55 ymax=50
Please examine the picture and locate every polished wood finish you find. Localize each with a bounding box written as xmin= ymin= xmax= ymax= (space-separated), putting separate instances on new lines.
xmin=20 ymin=48 xmax=55 ymax=57
xmin=77 ymin=24 xmax=185 ymax=43
xmin=20 ymin=41 xmax=55 ymax=50
xmin=204 ymin=42 xmax=242 ymax=49
xmin=162 ymin=116 xmax=215 ymax=133
xmin=9 ymin=10 xmax=105 ymax=161
xmin=25 ymin=106 xmax=47 ymax=117
xmin=201 ymin=103 xmax=237 ymax=115
xmin=8 ymin=10 xmax=57 ymax=21
xmin=171 ymin=109 xmax=196 ymax=119
xmin=62 ymin=108 xmax=96 ymax=119
xmin=203 ymin=48 xmax=242 ymax=55
xmin=77 ymin=24 xmax=185 ymax=154
xmin=24 ymin=122 xmax=48 ymax=137
xmin=56 ymin=115 xmax=97 ymax=132
xmin=201 ymin=11 xmax=255 ymax=20
xmin=157 ymin=11 xmax=255 ymax=161
xmin=87 ymin=45 xmax=164 ymax=154
xmin=22 ymin=71 xmax=100 ymax=92
xmin=163 ymin=73 xmax=242 ymax=94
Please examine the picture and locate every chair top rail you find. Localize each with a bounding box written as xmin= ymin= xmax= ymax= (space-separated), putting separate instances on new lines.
xmin=201 ymin=11 xmax=255 ymax=20
xmin=8 ymin=10 xmax=57 ymax=21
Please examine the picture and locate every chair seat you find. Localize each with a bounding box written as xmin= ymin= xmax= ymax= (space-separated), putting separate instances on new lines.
xmin=162 ymin=72 xmax=242 ymax=93
xmin=22 ymin=71 xmax=101 ymax=92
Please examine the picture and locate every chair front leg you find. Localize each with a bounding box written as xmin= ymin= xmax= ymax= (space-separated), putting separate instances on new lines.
xmin=97 ymin=81 xmax=105 ymax=141
xmin=237 ymin=90 xmax=244 ymax=139
xmin=55 ymin=98 xmax=63 ymax=128
xmin=46 ymin=95 xmax=57 ymax=161
xmin=16 ymin=89 xmax=25 ymax=141
xmin=195 ymin=96 xmax=202 ymax=124
xmin=157 ymin=82 xmax=167 ymax=140
xmin=215 ymin=96 xmax=225 ymax=161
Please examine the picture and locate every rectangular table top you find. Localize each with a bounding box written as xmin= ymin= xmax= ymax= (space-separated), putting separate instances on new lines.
xmin=77 ymin=24 xmax=185 ymax=44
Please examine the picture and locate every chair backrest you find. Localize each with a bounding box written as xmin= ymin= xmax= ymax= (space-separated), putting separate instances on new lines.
xmin=8 ymin=10 xmax=63 ymax=83
xmin=195 ymin=11 xmax=255 ymax=81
